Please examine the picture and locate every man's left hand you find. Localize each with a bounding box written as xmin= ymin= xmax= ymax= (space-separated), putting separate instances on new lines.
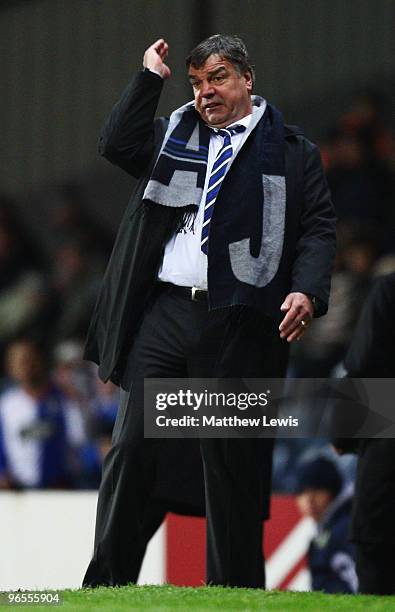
xmin=279 ymin=292 xmax=314 ymax=342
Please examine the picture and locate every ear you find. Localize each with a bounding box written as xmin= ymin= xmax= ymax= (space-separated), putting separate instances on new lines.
xmin=244 ymin=71 xmax=253 ymax=92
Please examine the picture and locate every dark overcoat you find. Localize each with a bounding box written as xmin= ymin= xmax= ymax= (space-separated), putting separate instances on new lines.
xmin=84 ymin=70 xmax=336 ymax=386
xmin=344 ymin=272 xmax=395 ymax=543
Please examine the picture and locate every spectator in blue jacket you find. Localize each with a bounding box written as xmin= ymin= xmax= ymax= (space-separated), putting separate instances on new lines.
xmin=296 ymin=456 xmax=358 ymax=593
xmin=0 ymin=338 xmax=85 ymax=489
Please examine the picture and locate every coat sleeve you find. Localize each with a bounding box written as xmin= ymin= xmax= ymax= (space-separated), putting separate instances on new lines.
xmin=98 ymin=69 xmax=164 ymax=178
xmin=345 ymin=272 xmax=395 ymax=377
xmin=291 ymin=138 xmax=337 ymax=316
xmin=333 ymin=273 xmax=395 ymax=452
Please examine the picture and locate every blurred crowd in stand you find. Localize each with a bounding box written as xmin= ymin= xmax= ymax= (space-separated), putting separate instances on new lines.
xmin=0 ymin=186 xmax=117 ymax=490
xmin=0 ymin=91 xmax=393 ymax=502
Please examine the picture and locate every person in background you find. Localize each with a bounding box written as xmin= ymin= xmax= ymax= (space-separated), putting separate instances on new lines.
xmin=0 ymin=338 xmax=85 ymax=489
xmin=53 ymin=339 xmax=94 ymax=425
xmin=0 ymin=214 xmax=47 ymax=376
xmin=52 ymin=340 xmax=113 ymax=489
xmin=296 ymin=456 xmax=357 ymax=594
xmin=334 ymin=271 xmax=395 ymax=595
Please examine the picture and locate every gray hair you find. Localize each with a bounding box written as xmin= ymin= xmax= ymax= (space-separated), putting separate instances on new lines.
xmin=186 ymin=34 xmax=255 ymax=88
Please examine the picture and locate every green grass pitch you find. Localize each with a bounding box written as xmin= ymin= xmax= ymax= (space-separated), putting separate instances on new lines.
xmin=6 ymin=585 xmax=395 ymax=611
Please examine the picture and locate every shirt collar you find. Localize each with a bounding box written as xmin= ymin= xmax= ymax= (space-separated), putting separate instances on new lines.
xmin=227 ymin=113 xmax=253 ymax=129
xmin=207 ymin=113 xmax=253 ymax=132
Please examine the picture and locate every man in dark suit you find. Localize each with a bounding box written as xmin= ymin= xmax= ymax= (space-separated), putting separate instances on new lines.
xmin=334 ymin=272 xmax=395 ymax=594
xmin=83 ymin=35 xmax=336 ymax=589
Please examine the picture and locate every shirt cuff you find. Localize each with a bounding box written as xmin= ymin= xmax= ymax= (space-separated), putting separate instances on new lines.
xmin=143 ymin=67 xmax=163 ymax=79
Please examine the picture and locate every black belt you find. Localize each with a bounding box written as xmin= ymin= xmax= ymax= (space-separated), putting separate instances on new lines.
xmin=158 ymin=282 xmax=208 ymax=302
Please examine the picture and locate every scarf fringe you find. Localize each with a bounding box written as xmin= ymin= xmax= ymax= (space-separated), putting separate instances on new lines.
xmin=136 ymin=200 xmax=198 ymax=237
xmin=174 ymin=205 xmax=198 ymax=234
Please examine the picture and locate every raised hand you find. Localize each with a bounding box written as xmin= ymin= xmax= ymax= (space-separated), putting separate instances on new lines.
xmin=143 ymin=39 xmax=171 ymax=79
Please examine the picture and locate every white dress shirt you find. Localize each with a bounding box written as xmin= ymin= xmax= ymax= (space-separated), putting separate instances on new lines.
xmin=158 ymin=113 xmax=253 ymax=289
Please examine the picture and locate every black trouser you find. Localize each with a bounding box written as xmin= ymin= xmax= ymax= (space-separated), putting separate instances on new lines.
xmin=356 ymin=542 xmax=395 ymax=595
xmin=83 ymin=284 xmax=287 ymax=588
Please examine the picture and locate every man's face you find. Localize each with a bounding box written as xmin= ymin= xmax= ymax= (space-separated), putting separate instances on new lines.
xmin=296 ymin=489 xmax=333 ymax=523
xmin=188 ymin=54 xmax=253 ymax=128
xmin=6 ymin=342 xmax=46 ymax=387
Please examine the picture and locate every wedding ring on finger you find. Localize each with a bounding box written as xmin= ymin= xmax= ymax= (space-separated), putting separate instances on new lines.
xmin=300 ymin=319 xmax=310 ymax=328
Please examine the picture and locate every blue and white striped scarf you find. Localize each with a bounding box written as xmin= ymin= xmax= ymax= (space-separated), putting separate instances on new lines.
xmin=143 ymin=96 xmax=267 ymax=209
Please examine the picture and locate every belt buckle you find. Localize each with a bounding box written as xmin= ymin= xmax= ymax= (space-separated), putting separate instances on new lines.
xmin=191 ymin=286 xmax=199 ymax=301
